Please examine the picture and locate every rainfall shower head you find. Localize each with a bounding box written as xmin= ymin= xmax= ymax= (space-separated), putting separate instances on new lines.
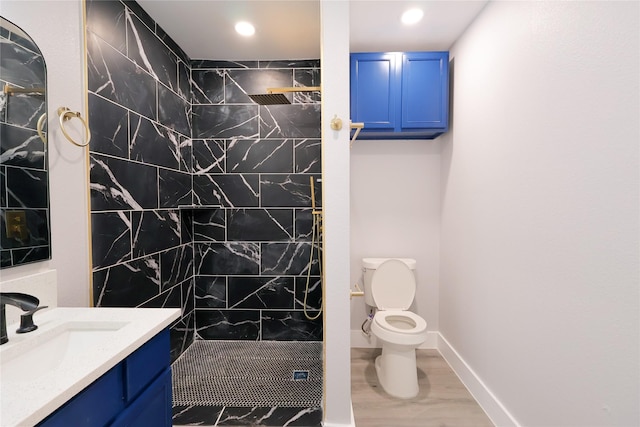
xmin=248 ymin=93 xmax=291 ymax=105
xmin=248 ymin=86 xmax=321 ymax=105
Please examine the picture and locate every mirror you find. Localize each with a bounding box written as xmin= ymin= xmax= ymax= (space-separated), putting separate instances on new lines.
xmin=0 ymin=16 xmax=50 ymax=268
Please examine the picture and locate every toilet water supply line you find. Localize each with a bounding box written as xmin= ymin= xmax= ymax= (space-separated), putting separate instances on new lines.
xmin=303 ymin=176 xmax=323 ymax=321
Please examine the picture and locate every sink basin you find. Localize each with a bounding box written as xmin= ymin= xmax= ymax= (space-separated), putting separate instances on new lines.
xmin=0 ymin=321 xmax=128 ymax=382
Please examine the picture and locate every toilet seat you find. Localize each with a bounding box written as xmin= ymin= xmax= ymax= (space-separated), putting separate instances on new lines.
xmin=374 ymin=310 xmax=427 ymax=335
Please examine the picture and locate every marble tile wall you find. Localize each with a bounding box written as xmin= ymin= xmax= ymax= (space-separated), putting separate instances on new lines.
xmin=0 ymin=23 xmax=50 ymax=268
xmin=191 ymin=60 xmax=323 ymax=341
xmin=85 ymin=0 xmax=193 ymax=361
xmin=86 ymin=0 xmax=323 ymax=355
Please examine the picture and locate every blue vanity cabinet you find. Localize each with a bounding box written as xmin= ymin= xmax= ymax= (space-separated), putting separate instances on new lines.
xmin=37 ymin=329 xmax=172 ymax=427
xmin=350 ymin=51 xmax=449 ymax=139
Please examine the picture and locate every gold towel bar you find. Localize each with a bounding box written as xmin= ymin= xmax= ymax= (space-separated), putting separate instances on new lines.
xmin=3 ymin=84 xmax=45 ymax=95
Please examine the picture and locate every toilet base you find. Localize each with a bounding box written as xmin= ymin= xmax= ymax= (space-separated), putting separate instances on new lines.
xmin=374 ymin=343 xmax=419 ymax=399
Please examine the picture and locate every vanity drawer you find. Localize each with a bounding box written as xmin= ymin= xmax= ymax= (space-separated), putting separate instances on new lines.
xmin=123 ymin=328 xmax=170 ymax=402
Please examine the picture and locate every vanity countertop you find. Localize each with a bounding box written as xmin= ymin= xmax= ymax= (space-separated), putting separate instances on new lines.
xmin=0 ymin=307 xmax=180 ymax=426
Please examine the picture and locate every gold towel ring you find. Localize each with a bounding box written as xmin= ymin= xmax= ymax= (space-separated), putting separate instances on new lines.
xmin=57 ymin=107 xmax=91 ymax=147
xmin=36 ymin=112 xmax=47 ymax=144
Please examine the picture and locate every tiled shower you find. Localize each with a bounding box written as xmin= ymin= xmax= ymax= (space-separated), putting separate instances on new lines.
xmin=85 ymin=0 xmax=322 ymax=365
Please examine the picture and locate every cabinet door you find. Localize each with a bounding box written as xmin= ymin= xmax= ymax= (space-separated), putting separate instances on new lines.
xmin=350 ymin=53 xmax=400 ymax=129
xmin=111 ymin=368 xmax=172 ymax=427
xmin=401 ymin=52 xmax=449 ymax=130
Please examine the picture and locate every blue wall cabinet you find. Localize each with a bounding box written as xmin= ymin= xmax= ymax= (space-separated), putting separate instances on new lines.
xmin=350 ymin=51 xmax=449 ymax=139
xmin=37 ymin=329 xmax=172 ymax=427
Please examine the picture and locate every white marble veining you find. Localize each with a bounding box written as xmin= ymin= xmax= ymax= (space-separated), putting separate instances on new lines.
xmin=0 ymin=307 xmax=180 ymax=427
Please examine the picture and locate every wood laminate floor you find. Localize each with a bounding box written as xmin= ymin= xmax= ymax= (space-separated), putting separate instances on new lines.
xmin=351 ymin=348 xmax=494 ymax=427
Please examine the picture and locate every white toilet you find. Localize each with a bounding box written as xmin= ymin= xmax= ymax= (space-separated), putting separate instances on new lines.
xmin=362 ymin=257 xmax=428 ymax=399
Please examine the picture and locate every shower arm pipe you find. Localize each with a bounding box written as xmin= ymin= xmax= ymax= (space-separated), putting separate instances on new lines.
xmin=266 ymin=86 xmax=321 ymax=94
xmin=3 ymin=84 xmax=45 ymax=96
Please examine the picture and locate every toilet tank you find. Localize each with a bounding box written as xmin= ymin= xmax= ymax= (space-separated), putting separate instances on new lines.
xmin=362 ymin=258 xmax=416 ymax=307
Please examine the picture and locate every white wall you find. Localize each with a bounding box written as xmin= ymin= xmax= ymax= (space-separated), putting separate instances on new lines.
xmin=439 ymin=2 xmax=639 ymax=426
xmin=320 ymin=1 xmax=353 ymax=425
xmin=0 ymin=1 xmax=90 ymax=307
xmin=350 ymin=140 xmax=441 ymax=343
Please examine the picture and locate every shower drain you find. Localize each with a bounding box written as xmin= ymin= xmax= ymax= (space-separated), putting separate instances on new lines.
xmin=172 ymin=340 xmax=323 ymax=407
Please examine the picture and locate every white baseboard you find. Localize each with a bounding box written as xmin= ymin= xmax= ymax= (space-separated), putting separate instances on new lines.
xmin=322 ymin=402 xmax=356 ymax=427
xmin=437 ymin=333 xmax=520 ymax=427
xmin=350 ymin=329 xmax=439 ymax=349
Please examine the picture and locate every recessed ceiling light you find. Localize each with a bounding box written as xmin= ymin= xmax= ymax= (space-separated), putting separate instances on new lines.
xmin=235 ymin=21 xmax=255 ymax=37
xmin=401 ymin=8 xmax=424 ymax=25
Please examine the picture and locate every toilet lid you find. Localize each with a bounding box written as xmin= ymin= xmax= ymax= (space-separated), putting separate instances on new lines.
xmin=371 ymin=259 xmax=416 ymax=310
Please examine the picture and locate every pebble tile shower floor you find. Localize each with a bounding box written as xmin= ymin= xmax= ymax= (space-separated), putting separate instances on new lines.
xmin=172 ymin=340 xmax=323 ymax=426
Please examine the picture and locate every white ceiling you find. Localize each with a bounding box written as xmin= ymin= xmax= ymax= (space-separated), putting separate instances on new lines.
xmin=136 ymin=0 xmax=488 ymax=61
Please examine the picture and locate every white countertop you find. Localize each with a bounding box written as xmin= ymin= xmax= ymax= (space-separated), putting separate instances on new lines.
xmin=0 ymin=307 xmax=180 ymax=427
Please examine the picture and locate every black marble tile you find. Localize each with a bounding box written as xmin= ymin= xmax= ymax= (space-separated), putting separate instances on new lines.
xmin=195 ymin=309 xmax=260 ymax=340
xmin=0 ymin=208 xmax=49 ymax=249
xmin=5 ymin=27 xmax=40 ymax=55
xmin=140 ymin=282 xmax=181 ymax=309
xmin=6 ymin=167 xmax=48 ymax=208
xmin=86 ymin=0 xmax=127 ymax=54
xmin=294 ymin=209 xmax=315 ymax=241
xmin=194 ymin=275 xmax=226 ymax=308
xmin=0 ymin=37 xmax=45 ymax=88
xmin=1 ymin=250 xmax=11 ymax=268
xmin=181 ymin=277 xmax=195 ymax=315
xmin=261 ymin=311 xmax=323 ymax=341
xmin=295 ymin=276 xmax=323 ymax=310
xmin=91 ymin=211 xmax=131 ymax=270
xmin=217 ymin=406 xmax=322 ymax=426
xmin=177 ymin=60 xmax=190 ymax=100
xmin=155 ymin=23 xmax=190 ymax=65
xmin=179 ymin=137 xmax=193 ymax=173
xmin=11 ymin=245 xmax=50 ymax=266
xmin=131 ymin=209 xmax=181 ymax=258
xmin=158 ymin=84 xmax=190 ymax=137
xmin=93 ymin=255 xmax=161 ymax=307
xmin=191 ymin=60 xmax=257 ymax=69
xmin=160 ymin=244 xmax=193 ymax=291
xmin=130 ymin=114 xmax=180 ymax=169
xmin=192 ymin=139 xmax=224 ymax=174
xmin=88 ymin=93 xmax=128 ymax=158
xmin=169 ymin=312 xmax=195 ymax=364
xmin=227 ymin=208 xmax=293 ymax=242
xmin=260 ymin=104 xmax=321 ymax=139
xmin=122 ymin=0 xmax=156 ymax=36
xmin=228 ymin=276 xmax=294 ymax=309
xmin=0 ymin=123 xmax=45 ymax=169
xmin=172 ymin=405 xmax=223 ymax=426
xmin=0 ymin=167 xmax=5 ymax=207
xmin=261 ymin=242 xmax=320 ymax=276
xmin=191 ymin=69 xmax=224 ymax=104
xmin=294 ymin=139 xmax=321 ymax=173
xmin=90 ymin=154 xmax=158 ymax=210
xmin=260 ymin=174 xmax=321 ymax=208
xmin=159 ymin=169 xmax=191 ymax=207
xmin=195 ymin=242 xmax=260 ymax=276
xmin=226 ymin=139 xmax=293 ymax=173
xmin=180 ymin=209 xmax=193 ymax=244
xmin=260 ymin=59 xmax=320 ymax=69
xmin=5 ymin=94 xmax=46 ymax=130
xmin=193 ymin=174 xmax=259 ymax=208
xmin=294 ymin=69 xmax=321 ymax=103
xmin=87 ymin=32 xmax=157 ymax=121
xmin=192 ymin=105 xmax=258 ymax=139
xmin=192 ymin=209 xmax=225 ymax=242
xmin=225 ymin=69 xmax=292 ymax=104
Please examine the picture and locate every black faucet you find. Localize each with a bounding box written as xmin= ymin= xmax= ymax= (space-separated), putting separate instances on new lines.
xmin=0 ymin=292 xmax=48 ymax=345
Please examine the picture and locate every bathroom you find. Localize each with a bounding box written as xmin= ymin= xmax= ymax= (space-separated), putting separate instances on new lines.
xmin=1 ymin=1 xmax=638 ymax=427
